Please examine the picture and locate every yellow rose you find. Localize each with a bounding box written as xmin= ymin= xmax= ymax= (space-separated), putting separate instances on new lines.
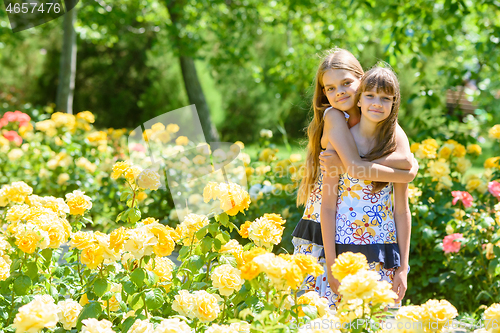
xmin=485 ymin=157 xmax=500 ymax=169
xmin=217 ymin=182 xmax=251 ymax=216
xmin=8 ymin=148 xmax=23 ymax=161
xmin=13 ymin=295 xmax=59 ymax=333
xmin=338 ymin=269 xmax=380 ymax=301
xmin=76 ymin=111 xmax=95 ymax=123
xmin=167 ymin=123 xmax=180 ymax=133
xmin=484 ymin=303 xmax=500 ymax=333
xmin=489 ymin=125 xmax=500 ymax=139
xmin=172 ymin=290 xmax=195 ymax=318
xmin=438 ymin=144 xmax=453 ymax=159
xmin=371 ymin=280 xmax=397 ymax=306
xmin=452 ymin=144 xmax=466 ymax=157
xmin=57 ymin=299 xmax=82 ymax=330
xmin=124 ymin=228 xmax=157 ymax=259
xmin=239 ymin=261 xmax=261 ymax=280
xmin=427 ymin=159 xmax=450 ymax=180
xmin=416 ymin=139 xmax=438 ymax=159
xmin=191 ymin=290 xmax=221 ymax=323
xmin=80 ymin=243 xmax=105 ymax=269
xmin=111 ymin=161 xmax=131 ymax=179
xmin=136 ymin=169 xmax=162 ymax=191
xmin=466 ymin=177 xmax=482 ymax=192
xmin=70 ymin=231 xmax=95 ymax=250
xmin=396 ymin=305 xmax=424 ymax=322
xmin=297 ymin=291 xmax=329 ymax=317
xmin=0 ymin=256 xmax=11 ymax=281
xmin=65 ymin=190 xmax=92 ymax=216
xmin=247 ymin=216 xmax=284 ymax=249
xmin=259 ymin=148 xmax=277 ymax=163
xmin=410 ymin=143 xmax=420 ymax=153
xmin=15 ymin=224 xmax=50 ymax=253
xmin=6 ymin=204 xmax=29 ymax=223
xmin=467 ymin=144 xmax=482 ymax=156
xmin=7 ymin=181 xmax=33 ymax=204
xmin=175 ymin=214 xmax=209 ymax=246
xmin=81 ymin=318 xmax=114 ymax=333
xmin=419 ymin=299 xmax=458 ymax=331
xmin=146 ymin=257 xmax=175 ymax=282
xmin=123 ymin=165 xmax=143 ymax=182
xmin=291 ymin=254 xmax=324 ymax=278
xmin=454 ymin=157 xmax=471 ymax=174
xmin=331 ymin=252 xmax=369 ymax=282
xmin=128 ymin=319 xmax=154 ymax=333
xmin=253 ymin=253 xmax=290 ymax=289
xmin=176 ymin=136 xmax=189 ymax=146
xmin=154 ymin=318 xmax=192 ymax=333
xmin=211 ymin=264 xmax=244 ymax=296
xmin=109 ymin=227 xmax=127 ymax=252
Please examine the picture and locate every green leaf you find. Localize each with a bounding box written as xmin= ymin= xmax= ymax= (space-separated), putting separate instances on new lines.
xmin=195 ymin=225 xmax=209 ymax=239
xmin=208 ymin=223 xmax=219 ymax=236
xmin=120 ymin=191 xmax=131 ymax=201
xmin=93 ymin=278 xmax=108 ymax=297
xmin=144 ymin=289 xmax=164 ymax=310
xmin=131 ymin=268 xmax=146 ymax=288
xmin=130 ymin=292 xmax=144 ymax=311
xmin=123 ymin=280 xmax=137 ymax=295
xmin=300 ymin=304 xmax=318 ymax=319
xmin=201 ymin=237 xmax=212 ymax=253
xmin=40 ymin=248 xmax=53 ymax=268
xmin=218 ymin=213 xmax=229 ymax=227
xmin=189 ymin=255 xmax=205 ymax=272
xmin=13 ymin=275 xmax=31 ymax=295
xmin=122 ymin=316 xmax=137 ymax=333
xmin=129 ymin=208 xmax=141 ymax=223
xmin=493 ymin=245 xmax=500 ymax=258
xmin=77 ymin=302 xmax=103 ymax=330
xmin=25 ymin=262 xmax=38 ymax=281
xmin=178 ymin=246 xmax=190 ymax=260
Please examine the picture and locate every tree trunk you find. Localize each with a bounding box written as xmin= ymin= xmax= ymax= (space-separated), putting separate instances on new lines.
xmin=56 ymin=6 xmax=77 ymax=114
xmin=179 ymin=56 xmax=220 ymax=143
xmin=165 ymin=0 xmax=220 ymax=143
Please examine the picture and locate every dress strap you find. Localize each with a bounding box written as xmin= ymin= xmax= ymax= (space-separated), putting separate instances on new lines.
xmin=323 ymin=107 xmax=350 ymax=121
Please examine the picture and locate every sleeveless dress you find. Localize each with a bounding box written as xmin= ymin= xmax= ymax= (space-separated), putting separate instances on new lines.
xmin=291 ymin=107 xmax=402 ymax=309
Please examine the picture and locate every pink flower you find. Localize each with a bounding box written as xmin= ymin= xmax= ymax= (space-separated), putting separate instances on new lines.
xmin=451 ymin=191 xmax=473 ymax=208
xmin=488 ymin=181 xmax=500 ymax=199
xmin=131 ymin=143 xmax=146 ymax=152
xmin=2 ymin=111 xmax=31 ymax=128
xmin=3 ymin=131 xmax=22 ymax=145
xmin=443 ymin=233 xmax=464 ymax=253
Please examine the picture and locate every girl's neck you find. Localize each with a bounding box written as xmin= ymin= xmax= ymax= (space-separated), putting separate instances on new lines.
xmin=358 ymin=116 xmax=378 ymax=139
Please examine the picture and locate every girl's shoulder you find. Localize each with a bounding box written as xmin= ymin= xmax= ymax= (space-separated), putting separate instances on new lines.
xmin=323 ymin=107 xmax=349 ymax=127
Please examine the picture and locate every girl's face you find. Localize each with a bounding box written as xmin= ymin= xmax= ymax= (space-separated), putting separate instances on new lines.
xmin=358 ymin=87 xmax=394 ymax=123
xmin=322 ymin=69 xmax=361 ymax=111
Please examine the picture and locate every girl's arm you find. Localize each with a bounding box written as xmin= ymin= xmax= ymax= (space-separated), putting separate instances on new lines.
xmin=323 ymin=110 xmax=417 ymax=183
xmin=320 ymin=173 xmax=341 ymax=294
xmin=392 ymin=182 xmax=411 ymax=302
xmin=320 ymin=124 xmax=414 ymax=177
xmin=372 ymin=124 xmax=412 ymax=170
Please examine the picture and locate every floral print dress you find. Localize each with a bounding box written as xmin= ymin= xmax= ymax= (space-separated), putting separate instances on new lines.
xmin=291 ymin=109 xmax=402 ymax=309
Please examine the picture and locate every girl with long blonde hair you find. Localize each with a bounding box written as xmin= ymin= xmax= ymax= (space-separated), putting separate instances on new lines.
xmin=292 ymin=49 xmax=415 ymax=308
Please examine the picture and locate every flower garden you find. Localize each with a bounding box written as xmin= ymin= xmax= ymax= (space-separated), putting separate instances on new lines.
xmin=0 ymin=108 xmax=500 ymax=333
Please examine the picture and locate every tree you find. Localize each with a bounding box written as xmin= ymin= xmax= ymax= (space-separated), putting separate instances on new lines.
xmin=56 ymin=1 xmax=78 ymax=114
xmin=165 ymin=0 xmax=219 ymax=143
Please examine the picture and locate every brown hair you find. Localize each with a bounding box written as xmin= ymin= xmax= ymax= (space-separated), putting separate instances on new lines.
xmin=296 ymin=48 xmax=364 ymax=207
xmin=355 ymin=65 xmax=401 ymax=193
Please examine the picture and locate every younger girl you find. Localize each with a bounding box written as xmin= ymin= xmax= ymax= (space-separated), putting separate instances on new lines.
xmin=292 ymin=49 xmax=414 ymax=308
xmin=321 ymin=66 xmax=410 ymax=308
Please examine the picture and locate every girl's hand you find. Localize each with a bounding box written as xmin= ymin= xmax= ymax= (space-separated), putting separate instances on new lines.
xmin=408 ymin=154 xmax=420 ymax=180
xmin=392 ymin=266 xmax=408 ymax=303
xmin=326 ymin=258 xmax=341 ymax=295
xmin=319 ymin=150 xmax=345 ymax=176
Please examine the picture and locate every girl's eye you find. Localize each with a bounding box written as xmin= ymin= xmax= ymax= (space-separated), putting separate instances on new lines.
xmin=383 ymin=97 xmax=392 ymax=101
xmin=343 ymin=81 xmax=351 ymax=86
xmin=366 ymin=94 xmax=373 ymax=98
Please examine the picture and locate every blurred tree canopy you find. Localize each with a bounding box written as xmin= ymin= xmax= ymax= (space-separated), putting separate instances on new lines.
xmin=0 ymin=0 xmax=499 ymax=142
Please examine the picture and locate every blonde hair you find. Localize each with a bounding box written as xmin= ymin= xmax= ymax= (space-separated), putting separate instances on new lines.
xmin=296 ymin=48 xmax=364 ymax=207
xmin=355 ymin=65 xmax=401 ymax=193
